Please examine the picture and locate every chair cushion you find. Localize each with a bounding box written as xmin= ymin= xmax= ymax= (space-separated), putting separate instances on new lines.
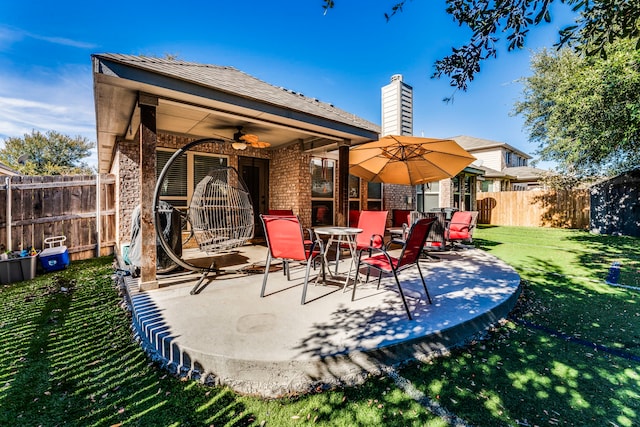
xmin=448 ymin=230 xmax=471 ymax=240
xmin=449 ymin=211 xmax=473 ymax=232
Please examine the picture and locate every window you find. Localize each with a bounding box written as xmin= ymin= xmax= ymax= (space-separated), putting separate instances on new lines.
xmin=157 ymin=150 xmax=188 ymax=208
xmin=349 ymin=175 xmax=360 ymax=199
xmin=367 ymin=181 xmax=382 ymax=211
xmin=452 ymin=174 xmax=475 ymax=210
xmin=416 ymin=181 xmax=440 ymax=211
xmin=464 ymin=175 xmax=474 ymax=209
xmin=311 ymin=158 xmax=335 ymax=225
xmin=156 ymin=149 xmax=228 ymax=209
xmin=312 ymin=201 xmax=333 ymax=226
xmin=194 ymin=153 xmax=227 ymax=188
xmin=311 ymin=158 xmax=335 ymax=198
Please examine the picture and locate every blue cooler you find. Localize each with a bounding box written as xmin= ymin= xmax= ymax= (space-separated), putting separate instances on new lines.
xmin=40 ymin=236 xmax=70 ymax=272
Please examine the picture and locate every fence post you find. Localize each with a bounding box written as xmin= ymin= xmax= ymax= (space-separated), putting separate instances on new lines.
xmin=5 ymin=176 xmax=11 ymax=251
xmin=96 ymin=174 xmax=101 ymax=258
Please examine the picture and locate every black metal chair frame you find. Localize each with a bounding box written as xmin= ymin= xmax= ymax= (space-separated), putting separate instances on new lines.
xmin=352 ymin=217 xmax=436 ymax=320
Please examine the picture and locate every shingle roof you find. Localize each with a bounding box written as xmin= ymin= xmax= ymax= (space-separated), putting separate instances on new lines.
xmin=450 ymin=135 xmax=531 ymax=159
xmin=94 ymin=53 xmax=380 ymax=133
xmin=476 ymin=165 xmax=514 ymax=179
xmin=0 ymin=161 xmax=19 ymax=176
xmin=503 ymin=166 xmax=551 ymax=180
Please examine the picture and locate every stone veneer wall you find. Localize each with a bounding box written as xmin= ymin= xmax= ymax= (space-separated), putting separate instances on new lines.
xmin=117 ymin=137 xmax=141 ymax=245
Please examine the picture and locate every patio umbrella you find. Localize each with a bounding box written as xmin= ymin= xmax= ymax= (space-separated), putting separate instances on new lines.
xmin=349 ymin=135 xmax=476 ymax=185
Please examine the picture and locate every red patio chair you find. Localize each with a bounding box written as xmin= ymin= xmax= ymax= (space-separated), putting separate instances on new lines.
xmin=267 ymin=209 xmax=314 ymax=278
xmin=260 ymin=214 xmax=323 ymax=305
xmin=445 ymin=211 xmax=479 ymax=247
xmin=392 ymin=209 xmax=412 ymax=227
xmin=352 ymin=217 xmax=436 ymax=320
xmin=336 ymin=210 xmax=388 ymax=276
xmin=349 ymin=210 xmax=388 ymax=251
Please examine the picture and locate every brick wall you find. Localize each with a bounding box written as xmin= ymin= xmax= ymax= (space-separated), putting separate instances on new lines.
xmin=382 ymin=184 xmax=416 ymax=227
xmin=270 ymin=142 xmax=312 ymax=228
xmin=117 ymin=133 xmax=311 ymax=243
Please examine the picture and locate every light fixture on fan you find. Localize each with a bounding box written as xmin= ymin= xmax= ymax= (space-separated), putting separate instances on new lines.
xmin=232 ymin=126 xmax=271 ymax=150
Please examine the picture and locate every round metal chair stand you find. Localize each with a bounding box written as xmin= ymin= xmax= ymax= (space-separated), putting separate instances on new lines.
xmin=153 ymin=138 xmax=255 ymax=294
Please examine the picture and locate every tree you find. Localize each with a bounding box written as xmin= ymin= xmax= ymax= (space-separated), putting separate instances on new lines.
xmin=0 ymin=130 xmax=95 ymax=175
xmin=322 ymin=0 xmax=640 ymax=90
xmin=513 ymin=39 xmax=640 ymax=177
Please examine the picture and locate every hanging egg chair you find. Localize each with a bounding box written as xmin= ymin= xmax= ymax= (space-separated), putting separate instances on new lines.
xmin=153 ymin=138 xmax=255 ymax=294
xmin=189 ymin=166 xmax=254 ymax=252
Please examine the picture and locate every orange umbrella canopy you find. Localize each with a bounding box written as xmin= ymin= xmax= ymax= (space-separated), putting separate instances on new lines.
xmin=349 ymin=135 xmax=476 ymax=185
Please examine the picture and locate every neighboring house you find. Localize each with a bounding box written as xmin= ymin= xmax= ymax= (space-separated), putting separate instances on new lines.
xmin=379 ymin=75 xmax=483 ymax=213
xmin=451 ymin=135 xmax=550 ymax=191
xmin=92 ymin=54 xmax=381 ymax=287
xmin=0 ymin=161 xmax=19 ymax=176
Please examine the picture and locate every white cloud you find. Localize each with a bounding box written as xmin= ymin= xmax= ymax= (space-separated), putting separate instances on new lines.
xmin=30 ymin=34 xmax=97 ymax=49
xmin=0 ymin=25 xmax=98 ymax=50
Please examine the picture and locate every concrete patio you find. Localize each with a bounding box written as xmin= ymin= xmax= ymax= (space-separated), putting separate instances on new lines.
xmin=117 ymin=245 xmax=521 ymax=398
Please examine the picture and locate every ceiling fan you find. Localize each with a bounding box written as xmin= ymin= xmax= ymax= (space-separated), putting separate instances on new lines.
xmin=232 ymin=126 xmax=271 ymax=150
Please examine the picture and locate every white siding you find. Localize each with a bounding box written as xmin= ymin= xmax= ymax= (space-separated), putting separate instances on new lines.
xmin=381 ymin=75 xmax=413 ymax=136
xmin=469 ymin=149 xmax=504 ymax=171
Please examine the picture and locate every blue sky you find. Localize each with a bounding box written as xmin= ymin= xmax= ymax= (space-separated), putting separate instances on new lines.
xmin=0 ymin=1 xmax=575 ymax=169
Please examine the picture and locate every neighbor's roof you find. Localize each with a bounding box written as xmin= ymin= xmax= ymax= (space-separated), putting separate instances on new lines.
xmin=94 ymin=53 xmax=380 ymax=133
xmin=0 ymin=161 xmax=19 ymax=176
xmin=450 ymin=135 xmax=531 ymax=160
xmin=503 ymin=166 xmax=551 ymax=181
xmin=476 ymin=165 xmax=515 ymax=179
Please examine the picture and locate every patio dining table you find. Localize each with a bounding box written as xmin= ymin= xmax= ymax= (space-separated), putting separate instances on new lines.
xmin=313 ymin=226 xmax=363 ymax=288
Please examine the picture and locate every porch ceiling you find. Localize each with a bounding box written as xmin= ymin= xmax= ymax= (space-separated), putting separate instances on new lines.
xmin=92 ymin=54 xmax=381 ymax=174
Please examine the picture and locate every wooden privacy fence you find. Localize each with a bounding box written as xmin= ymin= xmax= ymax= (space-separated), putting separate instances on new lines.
xmin=0 ymin=174 xmax=116 ymax=261
xmin=477 ymin=189 xmax=590 ymax=229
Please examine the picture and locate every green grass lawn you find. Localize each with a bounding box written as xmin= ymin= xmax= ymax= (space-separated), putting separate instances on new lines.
xmin=0 ymin=226 xmax=638 ymax=426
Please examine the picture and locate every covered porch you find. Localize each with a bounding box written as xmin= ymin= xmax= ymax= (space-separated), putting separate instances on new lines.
xmin=92 ymin=54 xmax=381 ymax=290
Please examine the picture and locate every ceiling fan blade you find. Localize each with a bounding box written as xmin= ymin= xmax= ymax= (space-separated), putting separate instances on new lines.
xmin=250 ymin=141 xmax=271 ymax=148
xmin=240 ymin=133 xmax=259 ymax=144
